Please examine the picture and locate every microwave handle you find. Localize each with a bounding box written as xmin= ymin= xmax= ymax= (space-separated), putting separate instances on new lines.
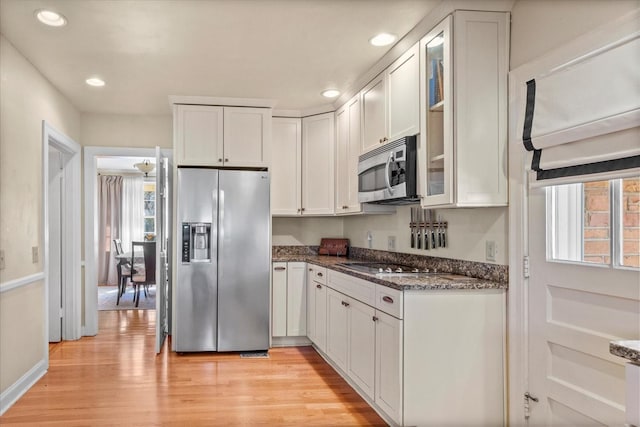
xmin=385 ymin=152 xmax=394 ymax=194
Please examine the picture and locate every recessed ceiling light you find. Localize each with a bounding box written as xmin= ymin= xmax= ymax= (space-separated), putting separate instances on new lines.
xmin=369 ymin=33 xmax=397 ymax=47
xmin=86 ymin=77 xmax=106 ymax=87
xmin=35 ymin=9 xmax=67 ymax=27
xmin=321 ymin=89 xmax=340 ymax=98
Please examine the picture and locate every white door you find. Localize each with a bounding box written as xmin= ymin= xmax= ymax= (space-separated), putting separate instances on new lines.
xmin=154 ymin=147 xmax=170 ymax=354
xmin=527 ymin=181 xmax=639 ymax=425
xmin=387 ymin=42 xmax=419 ymax=141
xmin=271 ymin=117 xmax=301 ymax=215
xmin=326 ymin=288 xmax=348 ymax=371
xmin=223 ymin=107 xmax=271 ymax=167
xmin=361 ymin=73 xmax=387 ymax=152
xmin=301 ymin=112 xmax=335 ymax=215
xmin=347 ymin=298 xmax=375 ymax=399
xmin=48 ymin=147 xmax=63 ymax=342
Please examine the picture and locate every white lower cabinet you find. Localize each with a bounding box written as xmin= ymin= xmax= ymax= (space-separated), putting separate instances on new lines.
xmin=326 ymin=288 xmax=349 ymax=372
xmin=374 ymin=310 xmax=403 ymax=425
xmin=347 ymin=298 xmax=376 ymax=400
xmin=271 ymin=262 xmax=306 ymax=338
xmin=306 ymin=265 xmax=327 ymax=352
xmin=311 ymin=267 xmax=505 ymax=427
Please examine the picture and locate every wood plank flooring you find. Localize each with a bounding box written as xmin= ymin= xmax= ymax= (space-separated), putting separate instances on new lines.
xmin=1 ymin=310 xmax=386 ymax=426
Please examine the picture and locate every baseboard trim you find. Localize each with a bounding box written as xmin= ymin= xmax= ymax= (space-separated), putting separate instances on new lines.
xmin=0 ymin=272 xmax=45 ymax=294
xmin=271 ymin=336 xmax=312 ymax=347
xmin=0 ymin=358 xmax=47 ymax=416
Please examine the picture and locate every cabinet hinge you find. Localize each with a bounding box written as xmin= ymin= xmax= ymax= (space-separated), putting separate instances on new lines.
xmin=523 ymin=256 xmax=530 ymax=278
xmin=59 ymin=307 xmax=64 ymax=318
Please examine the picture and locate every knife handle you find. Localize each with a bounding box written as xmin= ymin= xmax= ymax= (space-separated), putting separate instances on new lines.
xmin=410 ymin=230 xmax=415 ymax=248
xmin=417 ymin=229 xmax=422 ymax=249
xmin=432 ymin=231 xmax=437 ymax=249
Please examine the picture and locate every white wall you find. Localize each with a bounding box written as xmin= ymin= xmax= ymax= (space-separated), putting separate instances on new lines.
xmin=0 ymin=35 xmax=81 ymax=394
xmin=272 ymin=217 xmax=344 ymax=246
xmin=81 ymin=113 xmax=172 ymax=148
xmin=343 ymin=206 xmax=509 ymax=264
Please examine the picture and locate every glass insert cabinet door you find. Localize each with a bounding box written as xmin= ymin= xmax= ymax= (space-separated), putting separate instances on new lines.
xmin=419 ymin=15 xmax=453 ymax=207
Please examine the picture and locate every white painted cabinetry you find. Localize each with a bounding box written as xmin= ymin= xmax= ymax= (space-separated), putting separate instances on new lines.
xmin=174 ymin=104 xmax=271 ymax=167
xmin=306 ymin=265 xmax=327 ymax=352
xmin=271 ymin=117 xmax=302 ymax=215
xmin=419 ymin=11 xmax=509 ymax=207
xmin=314 ymin=267 xmax=504 ymax=427
xmin=302 ymin=112 xmax=335 ymax=215
xmin=362 ymin=42 xmax=420 ymax=153
xmin=335 ymin=95 xmax=361 ymax=214
xmin=271 ymin=262 xmax=306 ymax=338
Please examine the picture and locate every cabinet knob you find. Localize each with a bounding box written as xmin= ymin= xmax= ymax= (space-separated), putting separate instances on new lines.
xmin=301 ymin=208 xmax=305 ymax=212
xmin=317 ymin=272 xmax=323 ymax=277
xmin=382 ymin=296 xmax=394 ymax=304
xmin=372 ymin=316 xmax=379 ymax=322
xmin=297 ymin=208 xmax=301 ymax=213
xmin=218 ymin=158 xmax=223 ymax=162
xmin=341 ymin=301 xmax=350 ymax=307
xmin=309 ymin=268 xmax=313 ymax=272
xmin=225 ymin=158 xmax=229 ymax=162
xmin=316 ymin=284 xmax=322 ymax=289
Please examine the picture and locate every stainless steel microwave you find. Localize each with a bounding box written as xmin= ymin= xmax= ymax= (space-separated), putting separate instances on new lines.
xmin=358 ymin=135 xmax=419 ymax=205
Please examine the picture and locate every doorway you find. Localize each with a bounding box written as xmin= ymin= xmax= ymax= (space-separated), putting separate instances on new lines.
xmin=43 ymin=121 xmax=82 ymax=344
xmin=83 ymin=146 xmax=171 ymax=354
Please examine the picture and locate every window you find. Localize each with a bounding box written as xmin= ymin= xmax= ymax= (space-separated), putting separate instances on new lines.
xmin=143 ymin=181 xmax=156 ymax=241
xmin=547 ymin=177 xmax=639 ymax=268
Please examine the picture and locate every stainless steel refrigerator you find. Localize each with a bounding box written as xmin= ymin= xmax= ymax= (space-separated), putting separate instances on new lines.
xmin=175 ymin=167 xmax=270 ymax=352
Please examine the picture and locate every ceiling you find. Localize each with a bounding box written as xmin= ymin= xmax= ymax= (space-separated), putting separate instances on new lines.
xmin=0 ymin=0 xmax=441 ymax=115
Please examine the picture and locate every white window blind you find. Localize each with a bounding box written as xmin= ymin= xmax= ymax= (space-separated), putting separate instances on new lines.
xmin=517 ymin=20 xmax=640 ymax=184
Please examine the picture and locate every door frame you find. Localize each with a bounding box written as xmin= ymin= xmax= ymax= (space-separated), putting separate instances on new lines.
xmin=42 ymin=121 xmax=82 ymax=344
xmin=83 ymin=146 xmax=172 ymax=336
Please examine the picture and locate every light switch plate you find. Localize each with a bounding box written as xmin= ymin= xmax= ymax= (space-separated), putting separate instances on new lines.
xmin=388 ymin=236 xmax=396 ymax=251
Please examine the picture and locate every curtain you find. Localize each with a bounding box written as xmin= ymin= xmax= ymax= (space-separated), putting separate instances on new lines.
xmin=98 ymin=175 xmax=122 ymax=286
xmin=515 ymin=16 xmax=640 ymax=185
xmin=121 ymin=176 xmax=145 ymax=253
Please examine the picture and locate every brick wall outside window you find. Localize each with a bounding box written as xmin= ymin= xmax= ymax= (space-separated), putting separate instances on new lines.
xmin=583 ymin=178 xmax=639 ymax=267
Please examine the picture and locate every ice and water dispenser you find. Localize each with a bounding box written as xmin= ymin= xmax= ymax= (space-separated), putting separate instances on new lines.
xmin=181 ymin=223 xmax=211 ymax=263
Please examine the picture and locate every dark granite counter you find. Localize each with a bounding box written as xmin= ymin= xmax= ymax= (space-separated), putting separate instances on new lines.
xmin=610 ymin=340 xmax=640 ymax=364
xmin=272 ymin=253 xmax=507 ymax=291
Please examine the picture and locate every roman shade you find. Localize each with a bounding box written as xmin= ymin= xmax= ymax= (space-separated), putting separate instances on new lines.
xmin=518 ymin=31 xmax=640 ymax=183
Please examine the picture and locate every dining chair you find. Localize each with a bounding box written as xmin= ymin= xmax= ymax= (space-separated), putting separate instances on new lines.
xmin=130 ymin=241 xmax=156 ymax=307
xmin=113 ymin=239 xmax=131 ymax=305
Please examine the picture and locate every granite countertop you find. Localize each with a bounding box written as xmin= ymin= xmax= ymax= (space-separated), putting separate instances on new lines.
xmin=610 ymin=340 xmax=640 ymax=364
xmin=273 ymin=254 xmax=507 ymax=291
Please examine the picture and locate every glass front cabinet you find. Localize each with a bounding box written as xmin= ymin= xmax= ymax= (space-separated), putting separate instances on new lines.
xmin=418 ymin=11 xmax=509 ymax=208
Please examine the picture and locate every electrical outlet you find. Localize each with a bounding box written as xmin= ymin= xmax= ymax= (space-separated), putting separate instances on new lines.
xmin=367 ymin=231 xmax=373 ymax=249
xmin=32 ymin=246 xmax=39 ymax=263
xmin=388 ymin=236 xmax=396 ymax=251
xmin=0 ymin=250 xmax=5 ymax=270
xmin=486 ymin=241 xmax=496 ymax=262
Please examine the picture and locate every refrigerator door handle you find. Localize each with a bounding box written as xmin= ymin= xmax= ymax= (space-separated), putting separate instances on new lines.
xmin=218 ymin=189 xmax=224 ymax=276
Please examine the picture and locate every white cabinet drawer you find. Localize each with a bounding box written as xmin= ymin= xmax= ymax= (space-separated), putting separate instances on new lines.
xmin=328 ymin=270 xmax=376 ymax=307
xmin=309 ymin=265 xmax=327 ymax=285
xmin=375 ymin=285 xmax=403 ymax=319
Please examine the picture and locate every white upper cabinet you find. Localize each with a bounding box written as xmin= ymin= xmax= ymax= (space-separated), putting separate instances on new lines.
xmin=174 ymin=104 xmax=224 ymax=166
xmin=223 ymin=107 xmax=271 ymax=167
xmin=335 ymin=95 xmax=362 ymax=214
xmin=419 ymin=11 xmax=509 ymax=207
xmin=302 ymin=112 xmax=335 ymax=215
xmin=387 ymin=43 xmax=420 ymax=142
xmin=361 ymin=73 xmax=387 ymax=153
xmin=173 ymin=104 xmax=271 ymax=167
xmin=271 ymin=117 xmax=302 ymax=215
xmin=362 ymin=42 xmax=420 ymax=153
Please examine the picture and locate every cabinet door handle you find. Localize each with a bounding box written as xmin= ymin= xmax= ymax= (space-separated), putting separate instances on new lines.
xmin=372 ymin=316 xmax=379 ymax=322
xmin=382 ymin=296 xmax=394 ymax=304
xmin=225 ymin=158 xmax=229 ymax=162
xmin=274 ymin=266 xmax=286 ymax=271
xmin=301 ymin=208 xmax=305 ymax=212
xmin=218 ymin=158 xmax=223 ymax=162
xmin=342 ymin=301 xmax=350 ymax=307
xmin=316 ymin=284 xmax=322 ymax=289
xmin=309 ymin=268 xmax=313 ymax=272
xmin=297 ymin=208 xmax=301 ymax=213
xmin=317 ymin=272 xmax=323 ymax=277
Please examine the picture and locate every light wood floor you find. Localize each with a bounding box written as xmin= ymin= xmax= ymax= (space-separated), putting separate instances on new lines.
xmin=1 ymin=310 xmax=386 ymax=426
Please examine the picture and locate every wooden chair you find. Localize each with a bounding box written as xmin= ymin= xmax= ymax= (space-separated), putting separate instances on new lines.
xmin=113 ymin=239 xmax=131 ymax=305
xmin=130 ymin=241 xmax=156 ymax=307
